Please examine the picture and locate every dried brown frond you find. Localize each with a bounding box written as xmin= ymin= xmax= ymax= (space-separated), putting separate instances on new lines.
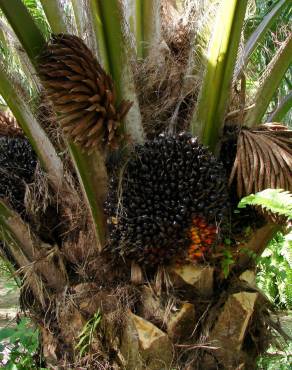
xmin=36 ymin=93 xmax=67 ymax=152
xmin=0 ymin=110 xmax=22 ymax=137
xmin=18 ymin=267 xmax=47 ymax=309
xmin=24 ymin=164 xmax=69 ymax=243
xmin=161 ymin=0 xmax=191 ymax=59
xmin=229 ymin=123 xmax=292 ymax=198
xmin=24 ymin=152 xmax=92 ymax=253
xmin=25 ymin=163 xmax=51 ymax=216
xmin=134 ymin=45 xmax=197 ymax=138
xmin=227 ymin=72 xmax=248 ymax=125
xmin=62 ymin=228 xmax=98 ymax=271
xmin=39 ymin=34 xmax=132 ymax=151
xmin=135 ymin=1 xmax=206 ymax=138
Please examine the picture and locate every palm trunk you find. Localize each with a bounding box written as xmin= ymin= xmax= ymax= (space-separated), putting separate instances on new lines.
xmin=4 ymin=223 xmax=274 ymax=369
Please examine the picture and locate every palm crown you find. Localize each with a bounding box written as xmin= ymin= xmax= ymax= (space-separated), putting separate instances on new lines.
xmin=0 ymin=1 xmax=291 ymax=369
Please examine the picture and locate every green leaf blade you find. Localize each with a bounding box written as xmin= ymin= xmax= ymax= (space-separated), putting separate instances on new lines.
xmin=245 ymin=34 xmax=292 ymax=126
xmin=190 ymin=0 xmax=248 ymax=152
xmin=0 ymin=0 xmax=46 ymax=64
xmin=235 ymin=0 xmax=289 ymax=79
xmin=238 ymin=189 xmax=292 ymax=220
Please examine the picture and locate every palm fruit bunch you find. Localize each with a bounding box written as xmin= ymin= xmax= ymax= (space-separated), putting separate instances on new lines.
xmin=105 ymin=133 xmax=230 ymax=266
xmin=187 ymin=216 xmax=218 ymax=262
xmin=39 ymin=34 xmax=132 ymax=151
xmin=0 ymin=131 xmax=36 ymax=213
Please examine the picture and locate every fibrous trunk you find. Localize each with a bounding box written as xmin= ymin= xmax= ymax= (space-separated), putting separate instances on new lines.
xmin=36 ymin=240 xmax=274 ymax=370
xmin=0 ymin=132 xmax=278 ymax=370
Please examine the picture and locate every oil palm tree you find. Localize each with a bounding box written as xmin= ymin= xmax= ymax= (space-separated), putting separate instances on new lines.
xmin=0 ymin=0 xmax=291 ymax=369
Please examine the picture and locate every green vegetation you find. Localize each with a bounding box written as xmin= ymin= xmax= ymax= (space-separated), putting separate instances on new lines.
xmin=244 ymin=0 xmax=292 ymax=125
xmin=256 ymin=232 xmax=292 ymax=369
xmin=239 ymin=189 xmax=292 ymax=220
xmin=257 ymin=232 xmax=292 ymax=310
xmin=75 ymin=310 xmax=102 ymax=358
xmin=0 ymin=318 xmax=45 ymax=369
xmin=257 ymin=341 xmax=292 ymax=370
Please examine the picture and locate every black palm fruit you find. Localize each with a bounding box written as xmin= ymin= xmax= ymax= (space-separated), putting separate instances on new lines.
xmin=0 ymin=135 xmax=37 ymax=213
xmin=105 ymin=133 xmax=230 ymax=266
xmin=219 ymin=124 xmax=239 ymax=176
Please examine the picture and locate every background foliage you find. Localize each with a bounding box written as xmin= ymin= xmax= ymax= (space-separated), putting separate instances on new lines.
xmin=257 ymin=231 xmax=292 ymax=310
xmin=245 ymin=0 xmax=292 ymax=125
xmin=0 ymin=318 xmax=44 ymax=370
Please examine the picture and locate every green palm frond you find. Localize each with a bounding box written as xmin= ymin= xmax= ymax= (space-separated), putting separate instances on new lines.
xmin=190 ymin=0 xmax=248 ymax=151
xmin=23 ymin=0 xmax=50 ymax=38
xmin=268 ymin=91 xmax=292 ymax=122
xmin=40 ymin=0 xmax=68 ymax=34
xmin=234 ymin=0 xmax=289 ymax=79
xmin=238 ymin=188 xmax=292 ymax=220
xmin=245 ymin=32 xmax=292 ymax=126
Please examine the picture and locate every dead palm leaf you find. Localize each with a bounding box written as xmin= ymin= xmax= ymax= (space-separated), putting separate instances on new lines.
xmin=229 ymin=123 xmax=292 ymax=198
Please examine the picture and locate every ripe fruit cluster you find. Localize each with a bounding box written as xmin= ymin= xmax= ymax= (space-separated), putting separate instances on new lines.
xmin=187 ymin=216 xmax=217 ymax=261
xmin=105 ymin=133 xmax=230 ymax=266
xmin=0 ymin=136 xmax=36 ymax=213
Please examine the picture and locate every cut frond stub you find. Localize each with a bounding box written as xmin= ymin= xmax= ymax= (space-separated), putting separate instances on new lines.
xmin=229 ymin=123 xmax=292 ymax=198
xmin=39 ymin=34 xmax=133 ymax=152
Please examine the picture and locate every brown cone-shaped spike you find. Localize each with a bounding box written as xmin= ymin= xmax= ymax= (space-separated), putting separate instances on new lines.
xmin=39 ymin=34 xmax=132 ymax=151
xmin=0 ymin=111 xmax=22 ymax=137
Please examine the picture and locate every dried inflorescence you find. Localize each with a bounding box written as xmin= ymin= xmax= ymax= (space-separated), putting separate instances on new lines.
xmin=0 ymin=135 xmax=37 ymax=213
xmin=39 ymin=34 xmax=132 ymax=151
xmin=0 ymin=111 xmax=22 ymax=137
xmin=105 ymin=133 xmax=230 ymax=266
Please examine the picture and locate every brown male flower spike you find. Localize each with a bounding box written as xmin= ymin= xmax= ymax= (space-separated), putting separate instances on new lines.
xmin=39 ymin=34 xmax=132 ymax=152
